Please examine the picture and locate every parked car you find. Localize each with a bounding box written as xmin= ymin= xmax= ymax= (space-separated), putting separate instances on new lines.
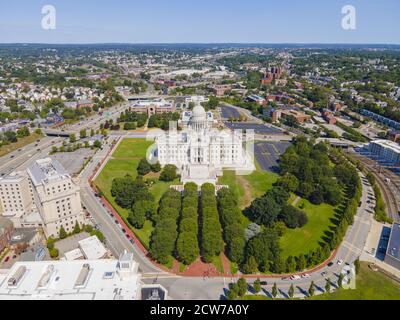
xmin=301 ymin=273 xmax=310 ymax=279
xmin=259 ymin=281 xmax=268 ymax=286
xmin=290 ymin=275 xmax=301 ymax=280
xmin=337 ymin=259 xmax=344 ymax=266
xmin=4 ymin=256 xmax=9 ymax=262
xmin=327 ymin=262 xmax=334 ymax=267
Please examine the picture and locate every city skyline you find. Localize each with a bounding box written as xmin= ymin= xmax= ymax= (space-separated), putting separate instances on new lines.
xmin=0 ymin=0 xmax=399 ymax=44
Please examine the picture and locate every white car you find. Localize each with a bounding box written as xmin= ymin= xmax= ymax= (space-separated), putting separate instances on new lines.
xmin=337 ymin=259 xmax=344 ymax=265
xmin=301 ymin=273 xmax=310 ymax=279
xmin=290 ymin=275 xmax=301 ymax=280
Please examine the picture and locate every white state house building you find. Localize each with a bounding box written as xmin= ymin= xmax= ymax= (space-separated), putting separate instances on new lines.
xmin=155 ymin=103 xmax=254 ymax=185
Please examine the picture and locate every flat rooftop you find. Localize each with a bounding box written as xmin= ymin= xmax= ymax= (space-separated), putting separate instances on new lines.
xmin=387 ymin=223 xmax=400 ymax=261
xmin=27 ymin=158 xmax=68 ymax=186
xmin=0 ymin=256 xmax=140 ymax=300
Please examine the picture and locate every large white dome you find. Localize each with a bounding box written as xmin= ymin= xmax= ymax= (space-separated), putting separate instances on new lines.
xmin=191 ymin=103 xmax=207 ymax=123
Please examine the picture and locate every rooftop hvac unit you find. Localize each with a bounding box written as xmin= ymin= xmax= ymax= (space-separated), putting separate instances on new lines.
xmin=37 ymin=265 xmax=55 ymax=289
xmin=74 ymin=263 xmax=90 ymax=288
xmin=8 ymin=266 xmax=27 ymax=287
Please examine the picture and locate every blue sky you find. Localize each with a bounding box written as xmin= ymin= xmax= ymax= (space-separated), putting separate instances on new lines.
xmin=0 ymin=0 xmax=398 ymax=44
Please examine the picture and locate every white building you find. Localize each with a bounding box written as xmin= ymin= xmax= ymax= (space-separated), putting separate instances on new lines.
xmin=155 ymin=103 xmax=254 ymax=185
xmin=78 ymin=235 xmax=108 ymax=260
xmin=26 ymin=158 xmax=85 ymax=238
xmin=0 ymin=172 xmax=41 ymax=228
xmin=369 ymin=140 xmax=400 ymax=163
xmin=0 ymin=252 xmax=142 ymax=300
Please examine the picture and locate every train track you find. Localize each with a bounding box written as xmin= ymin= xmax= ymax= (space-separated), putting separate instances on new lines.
xmin=349 ymin=152 xmax=400 ymax=222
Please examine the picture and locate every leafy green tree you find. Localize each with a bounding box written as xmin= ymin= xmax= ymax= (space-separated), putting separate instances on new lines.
xmin=176 ymin=232 xmax=200 ymax=265
xmin=227 ymin=283 xmax=239 ymax=300
xmin=90 ymin=230 xmax=105 ymax=243
xmin=242 ymin=255 xmax=258 ymax=274
xmin=237 ymin=278 xmax=247 ymax=297
xmin=79 ymin=129 xmax=87 ymax=139
xmin=288 ymin=284 xmax=294 ymax=298
xmin=308 ymin=281 xmax=315 ymax=297
xmin=137 ymin=158 xmax=151 ymax=176
xmin=93 ymin=140 xmax=102 ymax=148
xmin=49 ymin=248 xmax=59 ymax=259
xmin=150 ymin=162 xmax=161 ymax=173
xmin=129 ymin=202 xmax=146 ymax=229
xmin=325 ymin=278 xmax=331 ymax=293
xmin=275 ymin=173 xmax=299 ymax=193
xmin=159 ymin=164 xmax=178 ymax=182
xmin=272 ymin=283 xmax=278 ymax=298
xmin=59 ymin=226 xmax=67 ymax=239
xmin=338 ymin=273 xmax=344 ymax=288
xmin=246 ymin=194 xmax=281 ymax=227
xmin=253 ymin=279 xmax=261 ymax=294
xmin=73 ymin=221 xmax=81 ymax=234
xmin=69 ymin=133 xmax=76 ymax=143
xmin=90 ymin=128 xmax=95 ymax=137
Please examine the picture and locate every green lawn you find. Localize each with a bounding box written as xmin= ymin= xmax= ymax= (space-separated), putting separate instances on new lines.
xmin=112 ymin=138 xmax=154 ymax=159
xmin=94 ymin=138 xmax=180 ymax=249
xmin=211 ymin=255 xmax=224 ymax=274
xmin=311 ymin=262 xmax=400 ymax=300
xmin=280 ymin=197 xmax=338 ymax=259
xmin=218 ymin=164 xmax=278 ymax=209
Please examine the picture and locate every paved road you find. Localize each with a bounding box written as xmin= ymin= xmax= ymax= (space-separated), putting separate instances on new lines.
xmin=78 ymin=135 xmax=163 ymax=274
xmin=0 ymin=136 xmax=65 ymax=175
xmin=348 ymin=151 xmax=400 ymax=223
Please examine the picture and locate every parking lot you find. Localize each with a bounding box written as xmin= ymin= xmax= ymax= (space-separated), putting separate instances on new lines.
xmin=51 ymin=148 xmax=95 ymax=175
xmin=225 ymin=122 xmax=283 ymax=135
xmin=254 ymin=141 xmax=291 ymax=172
xmin=220 ymin=105 xmax=241 ymax=119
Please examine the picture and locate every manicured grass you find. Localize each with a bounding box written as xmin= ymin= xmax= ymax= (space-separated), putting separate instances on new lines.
xmin=162 ymin=256 xmax=174 ymax=270
xmin=211 ymin=255 xmax=224 ymax=274
xmin=149 ymin=178 xmax=180 ymax=203
xmin=112 ymin=138 xmax=154 ymax=159
xmin=229 ymin=261 xmax=239 ymax=275
xmin=311 ymin=262 xmax=400 ymax=300
xmin=218 ymin=165 xmax=278 ymax=209
xmin=0 ymin=133 xmax=42 ymax=157
xmin=94 ymin=138 xmax=180 ymax=249
xmin=179 ymin=263 xmax=187 ymax=273
xmin=280 ymin=197 xmax=338 ymax=259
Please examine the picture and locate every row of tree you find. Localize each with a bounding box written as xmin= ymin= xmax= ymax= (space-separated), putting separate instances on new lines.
xmin=216 ymin=188 xmax=245 ymax=263
xmin=176 ymin=183 xmax=200 ymax=265
xmin=200 ymin=184 xmax=224 ymax=262
xmin=149 ymin=189 xmax=181 ymax=264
